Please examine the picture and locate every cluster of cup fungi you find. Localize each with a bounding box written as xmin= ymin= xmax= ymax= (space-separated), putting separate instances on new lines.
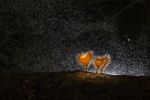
xmin=76 ymin=51 xmax=111 ymax=74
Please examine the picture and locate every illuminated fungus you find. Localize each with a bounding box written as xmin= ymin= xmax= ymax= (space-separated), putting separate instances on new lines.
xmin=93 ymin=54 xmax=111 ymax=74
xmin=76 ymin=51 xmax=93 ymax=72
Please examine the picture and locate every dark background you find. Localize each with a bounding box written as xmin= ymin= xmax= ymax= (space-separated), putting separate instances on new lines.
xmin=0 ymin=0 xmax=149 ymax=75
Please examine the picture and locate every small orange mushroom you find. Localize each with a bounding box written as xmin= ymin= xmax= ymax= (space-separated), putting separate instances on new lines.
xmin=93 ymin=54 xmax=111 ymax=74
xmin=76 ymin=51 xmax=93 ymax=72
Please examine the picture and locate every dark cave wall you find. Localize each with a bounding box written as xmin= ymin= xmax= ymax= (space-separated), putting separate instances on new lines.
xmin=0 ymin=0 xmax=149 ymax=74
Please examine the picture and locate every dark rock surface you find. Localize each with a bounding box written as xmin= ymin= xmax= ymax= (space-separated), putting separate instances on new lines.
xmin=0 ymin=72 xmax=150 ymax=100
